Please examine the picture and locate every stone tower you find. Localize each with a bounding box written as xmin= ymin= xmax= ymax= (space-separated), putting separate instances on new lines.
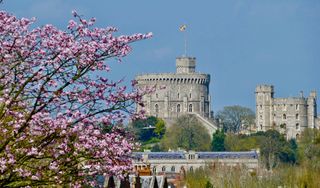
xmin=255 ymin=85 xmax=274 ymax=131
xmin=307 ymin=91 xmax=317 ymax=129
xmin=135 ymin=57 xmax=217 ymax=135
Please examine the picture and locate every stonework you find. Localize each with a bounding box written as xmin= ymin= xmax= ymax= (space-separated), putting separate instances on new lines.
xmin=133 ymin=151 xmax=259 ymax=174
xmin=255 ymin=85 xmax=318 ymax=139
xmin=135 ymin=57 xmax=217 ymax=134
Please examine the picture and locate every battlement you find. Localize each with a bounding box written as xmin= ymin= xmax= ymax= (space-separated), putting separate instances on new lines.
xmin=255 ymin=84 xmax=274 ymax=93
xmin=135 ymin=73 xmax=210 ymax=85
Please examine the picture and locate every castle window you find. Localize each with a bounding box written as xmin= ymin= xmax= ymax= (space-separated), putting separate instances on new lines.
xmin=153 ymin=166 xmax=157 ymax=173
xmin=189 ymin=93 xmax=192 ymax=98
xmin=156 ymin=93 xmax=158 ymax=98
xmin=155 ymin=104 xmax=159 ymax=114
xmin=260 ymin=105 xmax=262 ymax=109
xmin=162 ymin=166 xmax=166 ymax=172
xmin=283 ymin=104 xmax=286 ymax=111
xmin=177 ymin=104 xmax=181 ymax=113
xmin=296 ymin=104 xmax=299 ymax=110
xmin=296 ymin=123 xmax=299 ymax=130
xmin=188 ymin=104 xmax=193 ymax=112
xmin=171 ymin=166 xmax=175 ymax=172
xmin=296 ymin=114 xmax=299 ymax=120
xmin=260 ymin=124 xmax=262 ymax=130
xmin=190 ymin=166 xmax=193 ymax=172
xmin=178 ymin=93 xmax=180 ymax=99
xmin=283 ymin=114 xmax=286 ymax=120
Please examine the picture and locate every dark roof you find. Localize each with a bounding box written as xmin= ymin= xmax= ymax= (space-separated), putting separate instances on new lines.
xmin=132 ymin=151 xmax=258 ymax=160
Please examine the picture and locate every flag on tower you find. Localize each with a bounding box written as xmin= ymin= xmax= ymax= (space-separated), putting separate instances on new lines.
xmin=179 ymin=24 xmax=187 ymax=32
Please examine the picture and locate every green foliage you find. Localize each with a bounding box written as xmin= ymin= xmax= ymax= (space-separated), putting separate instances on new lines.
xmin=154 ymin=118 xmax=166 ymax=138
xmin=216 ymin=105 xmax=255 ymax=133
xmin=185 ymin=168 xmax=212 ymax=188
xmin=130 ymin=116 xmax=166 ymax=143
xmin=211 ymin=129 xmax=225 ymax=151
xmin=186 ymin=164 xmax=320 ymax=188
xmin=160 ymin=115 xmax=211 ymax=151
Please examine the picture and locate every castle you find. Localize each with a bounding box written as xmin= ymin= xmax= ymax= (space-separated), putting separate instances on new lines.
xmin=255 ymin=85 xmax=318 ymax=139
xmin=135 ymin=56 xmax=217 ymax=135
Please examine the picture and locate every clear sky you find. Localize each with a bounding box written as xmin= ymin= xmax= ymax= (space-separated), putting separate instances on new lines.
xmin=2 ymin=0 xmax=320 ymax=112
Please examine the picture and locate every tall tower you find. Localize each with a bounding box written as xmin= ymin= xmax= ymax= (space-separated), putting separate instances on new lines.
xmin=176 ymin=57 xmax=196 ymax=74
xmin=256 ymin=85 xmax=274 ymax=131
xmin=307 ymin=91 xmax=317 ymax=129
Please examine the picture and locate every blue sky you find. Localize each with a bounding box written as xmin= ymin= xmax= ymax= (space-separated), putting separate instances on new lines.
xmin=2 ymin=0 xmax=320 ymax=112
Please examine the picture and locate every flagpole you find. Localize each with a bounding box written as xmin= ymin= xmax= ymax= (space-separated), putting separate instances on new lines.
xmin=184 ymin=30 xmax=187 ymax=57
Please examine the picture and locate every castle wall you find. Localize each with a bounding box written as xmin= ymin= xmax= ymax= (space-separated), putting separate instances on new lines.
xmin=256 ymin=85 xmax=317 ymax=139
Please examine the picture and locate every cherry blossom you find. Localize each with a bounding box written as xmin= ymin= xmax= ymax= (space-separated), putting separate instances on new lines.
xmin=0 ymin=10 xmax=153 ymax=187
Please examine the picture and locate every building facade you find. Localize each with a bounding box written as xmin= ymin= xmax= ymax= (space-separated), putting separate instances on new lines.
xmin=135 ymin=57 xmax=217 ymax=134
xmin=133 ymin=151 xmax=259 ymax=175
xmin=255 ymin=85 xmax=318 ymax=139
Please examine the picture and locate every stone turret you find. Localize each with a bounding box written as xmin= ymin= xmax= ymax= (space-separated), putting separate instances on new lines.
xmin=176 ymin=57 xmax=196 ymax=74
xmin=307 ymin=91 xmax=317 ymax=129
xmin=255 ymin=85 xmax=274 ymax=131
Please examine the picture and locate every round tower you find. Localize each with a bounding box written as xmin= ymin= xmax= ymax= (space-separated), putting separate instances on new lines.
xmin=255 ymin=85 xmax=274 ymax=131
xmin=176 ymin=57 xmax=196 ymax=74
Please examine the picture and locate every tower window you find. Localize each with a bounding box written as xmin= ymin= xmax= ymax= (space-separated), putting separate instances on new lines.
xmin=296 ymin=114 xmax=299 ymax=120
xmin=190 ymin=166 xmax=193 ymax=172
xmin=295 ymin=104 xmax=299 ymax=110
xmin=296 ymin=123 xmax=299 ymax=130
xmin=162 ymin=166 xmax=166 ymax=172
xmin=155 ymin=104 xmax=159 ymax=113
xmin=188 ymin=104 xmax=193 ymax=112
xmin=177 ymin=104 xmax=181 ymax=113
xmin=177 ymin=93 xmax=180 ymax=99
xmin=189 ymin=93 xmax=192 ymax=98
xmin=156 ymin=93 xmax=158 ymax=98
xmin=171 ymin=166 xmax=175 ymax=172
xmin=283 ymin=114 xmax=286 ymax=120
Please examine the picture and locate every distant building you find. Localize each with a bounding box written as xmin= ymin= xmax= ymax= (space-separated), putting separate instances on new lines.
xmin=132 ymin=151 xmax=259 ymax=175
xmin=255 ymin=85 xmax=318 ymax=139
xmin=135 ymin=57 xmax=217 ymax=135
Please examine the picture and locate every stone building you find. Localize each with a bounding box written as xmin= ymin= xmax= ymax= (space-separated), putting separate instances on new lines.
xmin=132 ymin=151 xmax=259 ymax=175
xmin=135 ymin=56 xmax=217 ymax=134
xmin=255 ymin=84 xmax=318 ymax=139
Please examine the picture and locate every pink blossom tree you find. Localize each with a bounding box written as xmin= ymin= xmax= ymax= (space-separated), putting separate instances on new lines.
xmin=0 ymin=11 xmax=152 ymax=187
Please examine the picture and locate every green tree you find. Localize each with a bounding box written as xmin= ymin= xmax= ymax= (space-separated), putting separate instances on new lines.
xmin=131 ymin=116 xmax=158 ymax=142
xmin=211 ymin=129 xmax=226 ymax=151
xmin=161 ymin=115 xmax=211 ymax=151
xmin=216 ymin=105 xmax=255 ymax=133
xmin=154 ymin=118 xmax=166 ymax=138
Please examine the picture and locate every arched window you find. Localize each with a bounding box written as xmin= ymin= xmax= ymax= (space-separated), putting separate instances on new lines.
xmin=188 ymin=104 xmax=193 ymax=112
xmin=296 ymin=123 xmax=299 ymax=130
xmin=155 ymin=104 xmax=159 ymax=113
xmin=171 ymin=166 xmax=175 ymax=172
xmin=296 ymin=114 xmax=299 ymax=120
xmin=283 ymin=114 xmax=286 ymax=120
xmin=162 ymin=166 xmax=166 ymax=172
xmin=177 ymin=104 xmax=181 ymax=113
